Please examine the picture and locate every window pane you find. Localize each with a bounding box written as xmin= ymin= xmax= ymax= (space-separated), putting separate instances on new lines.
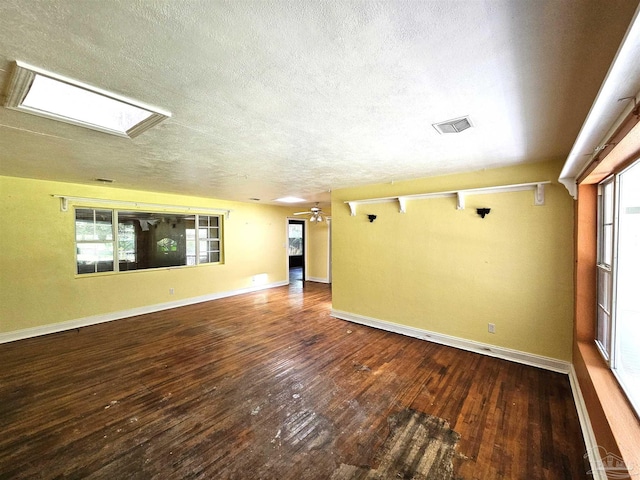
xmin=289 ymin=224 xmax=303 ymax=256
xmin=596 ymin=307 xmax=611 ymax=360
xmin=115 ymin=212 xmax=191 ymax=270
xmin=596 ymin=179 xmax=615 ymax=361
xmin=186 ymin=228 xmax=196 ymax=265
xmin=117 ymin=223 xmax=136 ymax=263
xmin=598 ymin=180 xmax=615 ymax=266
xmin=289 ymin=224 xmax=302 ymax=239
xmin=597 ymin=267 xmax=611 ymax=312
xmin=602 ymin=224 xmax=613 ymax=266
xmin=196 ymin=215 xmax=221 ymax=264
xmin=603 ymin=181 xmax=613 ymax=224
xmin=75 ymin=208 xmax=114 ymax=274
xmin=200 ymin=251 xmax=220 ymax=263
xmin=75 ymin=209 xmax=113 ymax=241
xmin=77 ymin=242 xmax=114 ymax=274
xmin=614 ymin=161 xmax=640 ymax=414
xmin=199 ymin=215 xmax=219 ymax=228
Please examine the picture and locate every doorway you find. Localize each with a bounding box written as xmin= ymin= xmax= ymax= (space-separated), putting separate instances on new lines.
xmin=288 ymin=219 xmax=305 ymax=287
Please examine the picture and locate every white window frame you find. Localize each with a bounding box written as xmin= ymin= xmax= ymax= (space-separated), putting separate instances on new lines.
xmin=595 ymin=159 xmax=640 ymax=417
xmin=198 ymin=215 xmax=221 ymax=264
xmin=595 ymin=177 xmax=618 ymax=362
xmin=74 ymin=208 xmax=223 ymax=275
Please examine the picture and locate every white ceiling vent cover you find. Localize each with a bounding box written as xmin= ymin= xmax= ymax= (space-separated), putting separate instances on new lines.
xmin=433 ymin=116 xmax=473 ymax=134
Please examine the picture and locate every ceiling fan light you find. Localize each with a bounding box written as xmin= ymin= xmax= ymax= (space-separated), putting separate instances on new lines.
xmin=310 ymin=216 xmax=316 ymax=222
xmin=317 ymin=215 xmax=322 ymax=222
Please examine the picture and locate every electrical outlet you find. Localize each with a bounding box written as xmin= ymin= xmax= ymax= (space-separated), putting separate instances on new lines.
xmin=169 ymin=288 xmax=174 ymax=295
xmin=488 ymin=323 xmax=496 ymax=334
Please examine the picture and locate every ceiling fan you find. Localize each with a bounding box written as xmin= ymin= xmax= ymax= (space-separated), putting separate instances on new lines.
xmin=293 ymin=203 xmax=325 ymax=222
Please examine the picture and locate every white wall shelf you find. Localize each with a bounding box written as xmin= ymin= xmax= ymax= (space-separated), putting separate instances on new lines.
xmin=52 ymin=195 xmax=232 ymax=218
xmin=345 ymin=181 xmax=551 ymax=216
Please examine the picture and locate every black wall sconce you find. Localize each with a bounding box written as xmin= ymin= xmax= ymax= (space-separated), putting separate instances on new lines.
xmin=367 ymin=214 xmax=377 ymax=223
xmin=476 ymin=208 xmax=491 ymax=218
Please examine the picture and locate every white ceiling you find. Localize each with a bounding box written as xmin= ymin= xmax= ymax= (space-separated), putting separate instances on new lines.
xmin=0 ymin=0 xmax=638 ymax=206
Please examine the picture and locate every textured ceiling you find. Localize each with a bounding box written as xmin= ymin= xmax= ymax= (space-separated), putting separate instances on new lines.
xmin=0 ymin=0 xmax=638 ymax=206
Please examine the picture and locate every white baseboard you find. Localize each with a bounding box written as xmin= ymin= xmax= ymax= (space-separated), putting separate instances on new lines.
xmin=331 ymin=309 xmax=605 ymax=477
xmin=0 ymin=280 xmax=288 ymax=344
xmin=307 ymin=276 xmax=330 ymax=284
xmin=568 ymin=365 xmax=607 ymax=480
xmin=330 ymin=309 xmax=571 ymax=374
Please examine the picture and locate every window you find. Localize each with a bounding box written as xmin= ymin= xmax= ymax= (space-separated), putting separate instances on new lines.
xmin=596 ymin=159 xmax=640 ymax=416
xmin=288 ymin=223 xmax=303 ymax=256
xmin=198 ymin=216 xmax=221 ymax=263
xmin=4 ymin=61 xmax=170 ymax=138
xmin=596 ymin=179 xmax=615 ymax=359
xmin=613 ymin=161 xmax=640 ymax=414
xmin=75 ymin=209 xmax=222 ymax=274
xmin=75 ymin=209 xmax=114 ymax=274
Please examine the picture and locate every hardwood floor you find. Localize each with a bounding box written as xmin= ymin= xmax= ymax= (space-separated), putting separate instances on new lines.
xmin=0 ymin=281 xmax=587 ymax=479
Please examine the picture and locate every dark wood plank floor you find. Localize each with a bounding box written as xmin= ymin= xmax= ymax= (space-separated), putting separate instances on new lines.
xmin=0 ymin=281 xmax=587 ymax=479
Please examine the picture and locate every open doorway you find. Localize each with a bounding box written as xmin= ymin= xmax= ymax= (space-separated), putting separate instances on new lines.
xmin=288 ymin=219 xmax=305 ymax=287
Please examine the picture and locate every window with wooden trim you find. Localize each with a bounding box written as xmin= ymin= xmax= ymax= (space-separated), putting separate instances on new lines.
xmin=75 ymin=209 xmax=114 ymax=274
xmin=596 ymin=178 xmax=614 ymax=359
xmin=75 ymin=209 xmax=223 ymax=275
xmin=596 ymin=159 xmax=640 ymax=416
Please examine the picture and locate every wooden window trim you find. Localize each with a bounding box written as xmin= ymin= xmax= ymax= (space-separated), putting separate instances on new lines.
xmin=578 ymin=107 xmax=640 ymax=185
xmin=574 ymin=107 xmax=640 ymax=475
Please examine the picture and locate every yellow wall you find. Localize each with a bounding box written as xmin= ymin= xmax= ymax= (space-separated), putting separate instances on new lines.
xmin=331 ymin=160 xmax=575 ymax=361
xmin=0 ymin=176 xmax=297 ymax=334
xmin=307 ymin=212 xmax=331 ymax=282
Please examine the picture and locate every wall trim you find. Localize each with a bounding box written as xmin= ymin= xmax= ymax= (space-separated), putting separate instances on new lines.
xmin=331 ymin=309 xmax=608 ymax=476
xmin=330 ymin=309 xmax=571 ymax=374
xmin=307 ymin=276 xmax=330 ymax=284
xmin=0 ymin=280 xmax=288 ymax=344
xmin=568 ymin=365 xmax=606 ymax=480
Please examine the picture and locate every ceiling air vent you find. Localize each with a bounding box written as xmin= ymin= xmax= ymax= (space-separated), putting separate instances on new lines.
xmin=433 ymin=116 xmax=473 ymax=134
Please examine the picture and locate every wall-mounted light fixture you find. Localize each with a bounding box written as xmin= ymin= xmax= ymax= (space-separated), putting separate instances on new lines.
xmin=476 ymin=208 xmax=491 ymax=218
xmin=367 ymin=214 xmax=377 ymax=223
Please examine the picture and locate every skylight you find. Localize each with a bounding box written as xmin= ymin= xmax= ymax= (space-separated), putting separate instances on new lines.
xmin=3 ymin=61 xmax=170 ymax=138
xmin=275 ymin=197 xmax=307 ymax=203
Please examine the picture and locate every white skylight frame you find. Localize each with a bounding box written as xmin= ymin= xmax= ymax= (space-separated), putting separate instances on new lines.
xmin=275 ymin=197 xmax=307 ymax=203
xmin=3 ymin=61 xmax=171 ymax=138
